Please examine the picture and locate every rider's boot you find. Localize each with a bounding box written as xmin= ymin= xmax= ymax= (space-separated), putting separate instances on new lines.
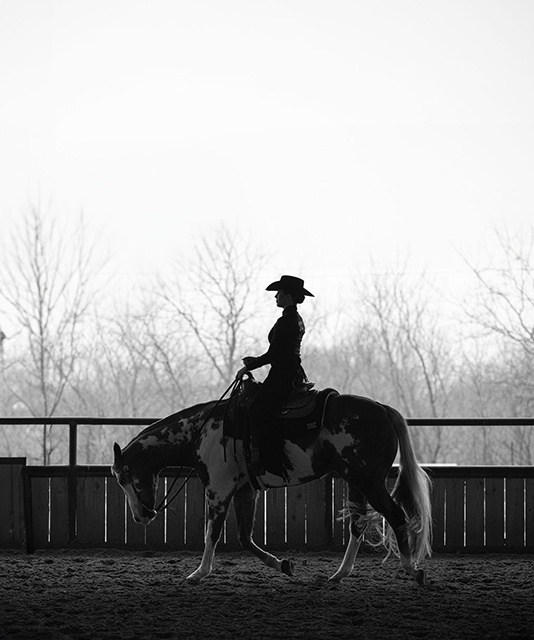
xmin=249 ymin=443 xmax=265 ymax=476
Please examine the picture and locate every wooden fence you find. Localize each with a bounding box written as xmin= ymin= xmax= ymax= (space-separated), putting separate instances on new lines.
xmin=1 ymin=417 xmax=533 ymax=553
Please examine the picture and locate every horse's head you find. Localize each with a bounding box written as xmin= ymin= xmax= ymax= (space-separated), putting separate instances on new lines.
xmin=111 ymin=442 xmax=159 ymax=525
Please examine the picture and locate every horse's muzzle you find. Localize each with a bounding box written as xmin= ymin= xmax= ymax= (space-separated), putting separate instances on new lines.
xmin=133 ymin=505 xmax=157 ymax=525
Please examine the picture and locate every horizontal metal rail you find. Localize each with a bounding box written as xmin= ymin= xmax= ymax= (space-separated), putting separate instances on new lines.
xmin=2 ymin=416 xmax=534 ymax=426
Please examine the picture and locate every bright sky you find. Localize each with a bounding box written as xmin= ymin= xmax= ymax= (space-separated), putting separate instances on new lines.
xmin=1 ymin=0 xmax=534 ymax=305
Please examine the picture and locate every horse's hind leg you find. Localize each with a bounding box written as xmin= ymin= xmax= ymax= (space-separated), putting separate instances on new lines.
xmin=329 ymin=485 xmax=367 ymax=583
xmin=363 ymin=483 xmax=425 ymax=585
xmin=233 ymin=484 xmax=294 ymax=576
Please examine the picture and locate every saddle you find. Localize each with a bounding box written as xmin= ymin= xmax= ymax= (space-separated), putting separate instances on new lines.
xmin=278 ymin=382 xmax=318 ymax=419
xmin=223 ymin=376 xmax=338 ymax=439
xmin=222 ymin=377 xmax=338 ymax=484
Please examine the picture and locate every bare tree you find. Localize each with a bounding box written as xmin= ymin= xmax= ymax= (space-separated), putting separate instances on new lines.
xmin=86 ymin=300 xmax=197 ymax=416
xmin=305 ymin=312 xmax=382 ymax=397
xmin=352 ymin=259 xmax=457 ymax=462
xmin=462 ymin=225 xmax=534 ymax=358
xmin=0 ymin=205 xmax=101 ymax=463
xmin=156 ymin=225 xmax=268 ymax=389
xmin=461 ymin=225 xmax=534 ymax=463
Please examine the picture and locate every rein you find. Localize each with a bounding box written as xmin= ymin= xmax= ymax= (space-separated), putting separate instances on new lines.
xmin=155 ymin=466 xmax=194 ymax=513
xmin=155 ymin=377 xmax=243 ymax=513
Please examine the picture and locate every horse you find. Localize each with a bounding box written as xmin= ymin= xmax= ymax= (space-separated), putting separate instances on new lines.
xmin=111 ymin=378 xmax=432 ymax=584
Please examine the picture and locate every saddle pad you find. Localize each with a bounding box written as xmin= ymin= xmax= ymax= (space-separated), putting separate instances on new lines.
xmin=275 ymin=388 xmax=338 ymax=436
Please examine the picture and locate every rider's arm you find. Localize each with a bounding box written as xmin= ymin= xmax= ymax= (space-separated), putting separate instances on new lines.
xmin=243 ymin=315 xmax=295 ymax=371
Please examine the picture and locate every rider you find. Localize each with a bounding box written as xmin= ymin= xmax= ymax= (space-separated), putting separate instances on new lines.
xmin=236 ymin=275 xmax=314 ymax=478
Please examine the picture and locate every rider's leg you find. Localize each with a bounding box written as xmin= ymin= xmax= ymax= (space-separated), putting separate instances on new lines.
xmin=248 ymin=377 xmax=291 ymax=479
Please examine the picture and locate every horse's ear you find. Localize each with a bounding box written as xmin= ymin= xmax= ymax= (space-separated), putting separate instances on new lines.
xmin=113 ymin=442 xmax=122 ymax=463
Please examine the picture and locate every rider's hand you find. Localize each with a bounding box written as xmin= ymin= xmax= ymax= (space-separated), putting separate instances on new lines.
xmin=236 ymin=366 xmax=248 ymax=380
xmin=242 ymin=356 xmax=255 ymax=367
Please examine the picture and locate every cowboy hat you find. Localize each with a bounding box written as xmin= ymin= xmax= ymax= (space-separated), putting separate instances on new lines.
xmin=265 ymin=275 xmax=314 ymax=297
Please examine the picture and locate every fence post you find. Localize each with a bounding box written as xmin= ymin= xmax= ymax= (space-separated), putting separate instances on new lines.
xmin=68 ymin=422 xmax=77 ymax=542
xmin=0 ymin=458 xmax=27 ymax=548
xmin=22 ymin=468 xmax=34 ymax=553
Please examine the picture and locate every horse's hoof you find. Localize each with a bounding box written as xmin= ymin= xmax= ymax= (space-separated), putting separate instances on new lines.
xmin=186 ymin=571 xmax=205 ymax=583
xmin=281 ymin=558 xmax=295 ymax=576
xmin=415 ymin=569 xmax=425 ymax=585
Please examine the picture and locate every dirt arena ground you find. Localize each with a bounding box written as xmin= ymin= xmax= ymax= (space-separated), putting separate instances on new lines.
xmin=0 ymin=549 xmax=533 ymax=640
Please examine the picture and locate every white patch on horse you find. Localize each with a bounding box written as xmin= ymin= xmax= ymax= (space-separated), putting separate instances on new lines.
xmin=285 ymin=442 xmax=315 ymax=477
xmin=329 ymin=432 xmax=363 ymax=461
xmin=156 ymin=421 xmax=196 ymax=447
xmin=197 ymin=421 xmax=219 ymax=452
xmin=139 ymin=435 xmax=167 ymax=449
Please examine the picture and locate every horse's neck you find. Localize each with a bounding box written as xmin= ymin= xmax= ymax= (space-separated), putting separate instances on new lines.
xmin=130 ymin=407 xmax=211 ymax=471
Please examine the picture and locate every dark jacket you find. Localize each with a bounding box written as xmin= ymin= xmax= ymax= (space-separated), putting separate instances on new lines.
xmin=245 ymin=305 xmax=305 ymax=374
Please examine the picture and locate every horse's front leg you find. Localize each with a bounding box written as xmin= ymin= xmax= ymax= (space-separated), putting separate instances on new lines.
xmin=186 ymin=497 xmax=229 ymax=582
xmin=233 ymin=484 xmax=294 ymax=576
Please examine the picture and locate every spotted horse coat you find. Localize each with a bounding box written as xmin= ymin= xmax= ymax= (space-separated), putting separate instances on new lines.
xmin=112 ymin=386 xmax=432 ymax=584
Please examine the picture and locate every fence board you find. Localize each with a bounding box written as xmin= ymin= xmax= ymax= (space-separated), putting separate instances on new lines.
xmin=266 ymin=488 xmax=285 ymax=549
xmin=126 ymin=511 xmax=146 ymax=546
xmin=431 ymin=478 xmax=445 ymax=551
xmin=286 ymin=485 xmax=305 ymax=548
xmin=465 ymin=478 xmax=484 ymax=549
xmin=332 ymin=477 xmax=347 ymax=549
xmin=485 ymin=478 xmax=505 ymax=548
xmin=526 ymin=478 xmax=534 ymax=549
xmin=145 ymin=481 xmax=166 ymax=547
xmin=505 ymin=478 xmax=525 ymax=549
xmin=222 ymin=501 xmax=239 ymax=549
xmin=165 ymin=476 xmax=186 ymax=548
xmin=0 ymin=459 xmax=26 ymax=547
xmin=77 ymin=477 xmax=105 ymax=545
xmin=324 ymin=476 xmax=333 ymax=547
xmin=106 ymin=476 xmax=126 ymax=545
xmin=144 ymin=512 xmax=165 ymax=546
xmin=49 ymin=477 xmax=69 ymax=545
xmin=445 ymin=478 xmax=465 ymax=549
xmin=306 ymin=480 xmax=328 ymax=549
xmin=253 ymin=489 xmax=265 ymax=547
xmin=31 ymin=477 xmax=50 ymax=549
xmin=185 ymin=479 xmax=205 ymax=549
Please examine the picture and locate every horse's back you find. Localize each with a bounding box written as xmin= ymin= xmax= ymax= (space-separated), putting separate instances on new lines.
xmin=325 ymin=393 xmax=398 ymax=426
xmin=324 ymin=393 xmax=401 ymax=448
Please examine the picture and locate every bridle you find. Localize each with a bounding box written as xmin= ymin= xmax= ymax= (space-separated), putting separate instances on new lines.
xmin=154 ymin=376 xmax=245 ymax=514
xmin=115 ymin=465 xmax=160 ymax=517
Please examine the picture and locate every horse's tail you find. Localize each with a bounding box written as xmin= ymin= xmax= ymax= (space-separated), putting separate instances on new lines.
xmin=386 ymin=405 xmax=433 ymax=564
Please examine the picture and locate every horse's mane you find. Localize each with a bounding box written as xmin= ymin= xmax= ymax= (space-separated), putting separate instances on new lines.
xmin=128 ymin=400 xmax=220 ymax=447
